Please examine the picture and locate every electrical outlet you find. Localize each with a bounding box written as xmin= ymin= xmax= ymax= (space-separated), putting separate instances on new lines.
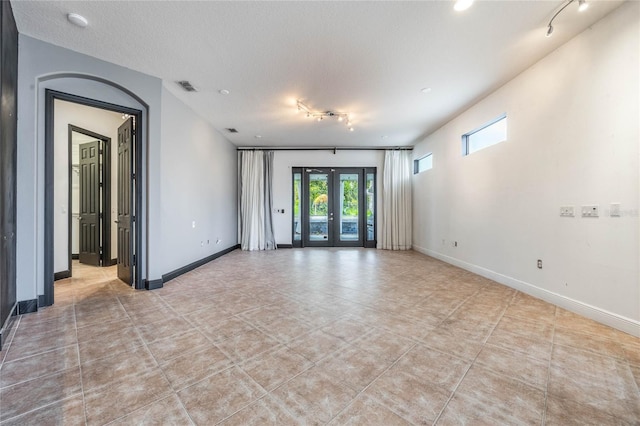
xmin=581 ymin=205 xmax=599 ymax=218
xmin=560 ymin=206 xmax=574 ymax=217
xmin=537 ymin=259 xmax=543 ymax=269
xmin=192 ymin=221 xmax=196 ymax=228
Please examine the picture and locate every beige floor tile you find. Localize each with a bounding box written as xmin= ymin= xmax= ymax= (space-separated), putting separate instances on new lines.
xmin=316 ymin=345 xmax=392 ymax=392
xmin=107 ymin=394 xmax=193 ymax=425
xmin=214 ymin=327 xmax=280 ymax=363
xmin=392 ymin=343 xmax=471 ymax=391
xmin=178 ymin=366 xmax=265 ymax=425
xmin=218 ymin=394 xmax=299 ymax=425
xmin=442 ymin=365 xmax=545 ymax=425
xmin=146 ymin=328 xmax=212 ymax=364
xmin=544 ymin=396 xmax=630 ymax=426
xmin=83 ymin=367 xmax=172 ymax=425
xmin=0 ymin=368 xmax=82 ymax=422
xmin=0 ymin=344 xmax=78 ymax=388
xmin=364 ymin=368 xmax=452 ymax=425
xmin=81 ymin=344 xmax=158 ymax=392
xmin=160 ymin=345 xmax=234 ymax=390
xmin=286 ymin=329 xmax=348 ymax=363
xmin=241 ymin=345 xmax=313 ymax=391
xmin=328 ymin=394 xmax=411 ymax=425
xmin=0 ymin=394 xmax=86 ymax=426
xmin=420 ymin=328 xmax=485 ymax=361
xmin=549 ymin=344 xmax=640 ymax=423
xmin=78 ymin=325 xmax=145 ymax=364
xmin=554 ymin=326 xmax=627 ymax=359
xmin=474 ymin=343 xmax=549 ymax=390
xmin=271 ymin=367 xmax=358 ymax=424
xmin=486 ymin=326 xmax=553 ymax=361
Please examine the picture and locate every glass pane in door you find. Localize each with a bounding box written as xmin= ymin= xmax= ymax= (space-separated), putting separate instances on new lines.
xmin=366 ymin=172 xmax=375 ymax=241
xmin=339 ymin=173 xmax=359 ymax=241
xmin=293 ymin=172 xmax=302 ymax=241
xmin=308 ymin=173 xmax=329 ymax=241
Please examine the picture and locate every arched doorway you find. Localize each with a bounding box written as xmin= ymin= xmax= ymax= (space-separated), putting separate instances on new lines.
xmin=41 ymin=75 xmax=148 ymax=306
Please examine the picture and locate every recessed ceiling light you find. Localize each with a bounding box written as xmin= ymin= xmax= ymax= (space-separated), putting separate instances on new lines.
xmin=255 ymin=135 xmax=262 ymax=139
xmin=382 ymin=135 xmax=389 ymax=139
xmin=67 ymin=13 xmax=88 ymax=28
xmin=421 ymin=87 xmax=432 ymax=94
xmin=219 ymin=89 xmax=230 ymax=95
xmin=453 ymin=0 xmax=474 ymax=12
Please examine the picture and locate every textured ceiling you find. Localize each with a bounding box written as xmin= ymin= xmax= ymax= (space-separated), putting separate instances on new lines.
xmin=11 ymin=0 xmax=624 ymax=147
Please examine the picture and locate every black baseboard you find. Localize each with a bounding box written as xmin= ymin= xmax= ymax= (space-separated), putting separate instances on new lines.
xmin=107 ymin=258 xmax=117 ymax=266
xmin=17 ymin=299 xmax=38 ymax=315
xmin=38 ymin=295 xmax=48 ymax=308
xmin=71 ymin=254 xmax=79 ymax=260
xmin=277 ymin=244 xmax=293 ymax=249
xmin=161 ymin=244 xmax=240 ymax=284
xmin=145 ymin=279 xmax=163 ymax=290
xmin=54 ymin=270 xmax=71 ymax=281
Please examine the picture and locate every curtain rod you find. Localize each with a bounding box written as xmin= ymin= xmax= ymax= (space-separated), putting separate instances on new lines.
xmin=236 ymin=146 xmax=413 ymax=151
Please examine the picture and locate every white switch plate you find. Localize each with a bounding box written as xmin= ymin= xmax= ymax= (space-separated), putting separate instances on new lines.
xmin=610 ymin=203 xmax=621 ymax=217
xmin=560 ymin=206 xmax=575 ymax=217
xmin=581 ymin=205 xmax=599 ymax=218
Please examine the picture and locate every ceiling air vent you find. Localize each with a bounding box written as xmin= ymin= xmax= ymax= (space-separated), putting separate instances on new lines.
xmin=176 ymin=80 xmax=197 ymax=92
xmin=225 ymin=128 xmax=239 ymax=133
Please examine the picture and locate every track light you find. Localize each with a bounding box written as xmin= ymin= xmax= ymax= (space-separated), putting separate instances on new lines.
xmin=578 ymin=0 xmax=589 ymax=12
xmin=296 ymin=100 xmax=354 ymax=131
xmin=453 ymin=0 xmax=474 ymax=12
xmin=545 ymin=0 xmax=588 ymax=38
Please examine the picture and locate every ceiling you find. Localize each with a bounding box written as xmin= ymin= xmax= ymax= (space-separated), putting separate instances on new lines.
xmin=10 ymin=0 xmax=624 ymax=148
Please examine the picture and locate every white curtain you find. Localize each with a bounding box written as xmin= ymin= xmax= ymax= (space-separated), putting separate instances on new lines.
xmin=238 ymin=150 xmax=277 ymax=251
xmin=380 ymin=149 xmax=412 ymax=250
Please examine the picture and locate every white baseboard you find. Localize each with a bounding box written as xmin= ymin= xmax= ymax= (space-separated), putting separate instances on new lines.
xmin=412 ymin=245 xmax=640 ymax=338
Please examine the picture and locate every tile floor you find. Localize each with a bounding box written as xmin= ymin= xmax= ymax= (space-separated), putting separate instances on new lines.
xmin=0 ymin=249 xmax=638 ymax=425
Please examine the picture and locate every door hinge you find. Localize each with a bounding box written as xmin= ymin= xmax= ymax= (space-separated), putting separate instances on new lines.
xmin=133 ymin=215 xmax=136 ymax=222
xmin=133 ymin=254 xmax=136 ymax=266
xmin=132 ymin=173 xmax=136 ymax=180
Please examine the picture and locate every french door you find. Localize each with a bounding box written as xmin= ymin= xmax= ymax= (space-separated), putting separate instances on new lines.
xmin=293 ymin=167 xmax=376 ymax=248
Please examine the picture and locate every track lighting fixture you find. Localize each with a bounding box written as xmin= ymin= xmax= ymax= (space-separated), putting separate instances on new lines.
xmin=296 ymin=100 xmax=354 ymax=131
xmin=546 ymin=0 xmax=588 ymax=38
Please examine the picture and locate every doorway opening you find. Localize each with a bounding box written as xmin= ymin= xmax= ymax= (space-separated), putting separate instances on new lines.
xmin=45 ymin=90 xmax=144 ymax=306
xmin=292 ymin=167 xmax=376 ymax=248
xmin=69 ymin=126 xmax=112 ymax=270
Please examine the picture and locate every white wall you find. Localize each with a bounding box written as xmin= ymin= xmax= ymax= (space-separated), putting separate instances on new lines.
xmin=412 ymin=2 xmax=639 ymax=335
xmin=160 ymin=85 xmax=238 ymax=274
xmin=272 ymin=150 xmax=384 ymax=245
xmin=53 ymin=100 xmax=124 ymax=272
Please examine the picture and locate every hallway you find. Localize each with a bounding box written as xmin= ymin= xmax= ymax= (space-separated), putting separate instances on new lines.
xmin=0 ymin=249 xmax=638 ymax=425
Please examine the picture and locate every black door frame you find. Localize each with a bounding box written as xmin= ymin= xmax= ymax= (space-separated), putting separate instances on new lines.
xmin=67 ymin=125 xmax=112 ymax=273
xmin=44 ymin=90 xmax=144 ymax=306
xmin=294 ymin=167 xmax=376 ymax=248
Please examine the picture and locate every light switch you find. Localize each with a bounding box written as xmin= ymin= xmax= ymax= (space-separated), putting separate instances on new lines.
xmin=581 ymin=205 xmax=599 ymax=218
